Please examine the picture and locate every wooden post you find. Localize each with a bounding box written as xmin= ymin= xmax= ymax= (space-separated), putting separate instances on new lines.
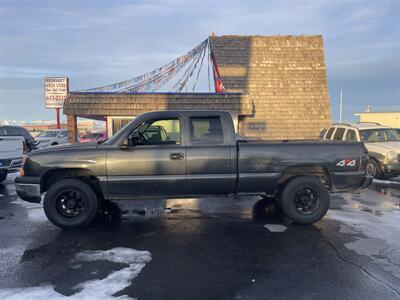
xmin=67 ymin=115 xmax=78 ymax=143
xmin=56 ymin=108 xmax=61 ymax=129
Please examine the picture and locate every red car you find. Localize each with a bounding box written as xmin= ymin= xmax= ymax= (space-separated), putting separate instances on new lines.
xmin=80 ymin=132 xmax=107 ymax=143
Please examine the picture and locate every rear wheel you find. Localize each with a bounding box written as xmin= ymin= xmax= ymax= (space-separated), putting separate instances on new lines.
xmin=0 ymin=172 xmax=7 ymax=183
xmin=44 ymin=179 xmax=98 ymax=229
xmin=280 ymin=176 xmax=330 ymax=224
xmin=366 ymin=159 xmax=382 ymax=179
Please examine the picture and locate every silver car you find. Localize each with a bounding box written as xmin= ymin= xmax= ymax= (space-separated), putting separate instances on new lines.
xmin=323 ymin=122 xmax=400 ymax=178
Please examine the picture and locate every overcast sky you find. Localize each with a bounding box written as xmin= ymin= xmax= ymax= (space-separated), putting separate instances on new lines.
xmin=0 ymin=0 xmax=399 ymax=123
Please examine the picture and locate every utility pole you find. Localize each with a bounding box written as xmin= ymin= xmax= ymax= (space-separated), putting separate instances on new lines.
xmin=339 ymin=89 xmax=343 ymax=123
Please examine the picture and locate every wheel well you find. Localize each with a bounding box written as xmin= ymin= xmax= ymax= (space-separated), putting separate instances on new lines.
xmin=278 ymin=165 xmax=331 ymax=191
xmin=41 ymin=168 xmax=103 ymax=199
xmin=368 ymin=157 xmax=383 ymax=171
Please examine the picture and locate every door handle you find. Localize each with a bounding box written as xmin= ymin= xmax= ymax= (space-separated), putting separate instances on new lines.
xmin=169 ymin=152 xmax=184 ymax=160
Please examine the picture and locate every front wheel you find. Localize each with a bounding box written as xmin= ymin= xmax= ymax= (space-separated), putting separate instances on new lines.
xmin=365 ymin=159 xmax=382 ymax=179
xmin=280 ymin=176 xmax=330 ymax=224
xmin=44 ymin=179 xmax=99 ymax=229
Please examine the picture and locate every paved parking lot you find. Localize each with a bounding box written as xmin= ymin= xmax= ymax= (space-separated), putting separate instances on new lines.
xmin=0 ymin=174 xmax=399 ymax=299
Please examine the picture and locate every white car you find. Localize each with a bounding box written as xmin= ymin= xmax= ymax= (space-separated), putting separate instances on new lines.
xmin=35 ymin=129 xmax=68 ymax=148
xmin=0 ymin=136 xmax=24 ymax=182
xmin=323 ymin=122 xmax=400 ymax=178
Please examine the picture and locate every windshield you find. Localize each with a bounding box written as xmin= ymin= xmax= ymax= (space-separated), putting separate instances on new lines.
xmin=37 ymin=131 xmax=59 ymax=137
xmin=359 ymin=129 xmax=400 ymax=142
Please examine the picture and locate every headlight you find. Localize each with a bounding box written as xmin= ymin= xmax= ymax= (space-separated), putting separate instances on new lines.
xmin=387 ymin=151 xmax=397 ymax=162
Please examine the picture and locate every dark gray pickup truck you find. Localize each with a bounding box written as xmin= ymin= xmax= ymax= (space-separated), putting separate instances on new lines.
xmin=16 ymin=111 xmax=371 ymax=229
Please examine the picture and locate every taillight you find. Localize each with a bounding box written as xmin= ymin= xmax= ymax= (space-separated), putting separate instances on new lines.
xmin=23 ymin=141 xmax=28 ymax=153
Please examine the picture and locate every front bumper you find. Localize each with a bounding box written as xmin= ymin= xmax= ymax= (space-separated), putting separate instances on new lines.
xmin=15 ymin=176 xmax=41 ymax=203
xmin=382 ymin=163 xmax=400 ymax=177
xmin=0 ymin=158 xmax=23 ymax=173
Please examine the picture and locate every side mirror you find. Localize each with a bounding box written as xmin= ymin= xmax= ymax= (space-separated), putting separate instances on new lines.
xmin=119 ymin=137 xmax=129 ymax=150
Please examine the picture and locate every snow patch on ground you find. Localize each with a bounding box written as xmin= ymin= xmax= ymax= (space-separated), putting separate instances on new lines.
xmin=327 ymin=193 xmax=400 ymax=279
xmin=264 ymin=224 xmax=287 ymax=232
xmin=10 ymin=199 xmax=46 ymax=222
xmin=0 ymin=247 xmax=151 ymax=300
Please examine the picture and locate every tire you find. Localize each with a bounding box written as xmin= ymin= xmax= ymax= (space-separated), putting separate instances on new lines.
xmin=366 ymin=159 xmax=382 ymax=179
xmin=51 ymin=142 xmax=58 ymax=146
xmin=280 ymin=176 xmax=330 ymax=225
xmin=0 ymin=172 xmax=7 ymax=183
xmin=43 ymin=179 xmax=99 ymax=229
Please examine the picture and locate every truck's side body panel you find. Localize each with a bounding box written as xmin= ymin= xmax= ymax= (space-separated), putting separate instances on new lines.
xmin=238 ymin=141 xmax=365 ymax=193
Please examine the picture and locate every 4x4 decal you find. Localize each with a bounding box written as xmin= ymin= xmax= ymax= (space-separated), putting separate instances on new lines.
xmin=336 ymin=159 xmax=356 ymax=167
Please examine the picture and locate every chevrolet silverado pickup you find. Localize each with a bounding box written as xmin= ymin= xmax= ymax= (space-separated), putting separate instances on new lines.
xmin=16 ymin=111 xmax=372 ymax=229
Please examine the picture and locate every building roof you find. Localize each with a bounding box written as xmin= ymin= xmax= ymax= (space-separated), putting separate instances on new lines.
xmin=63 ymin=92 xmax=252 ymax=117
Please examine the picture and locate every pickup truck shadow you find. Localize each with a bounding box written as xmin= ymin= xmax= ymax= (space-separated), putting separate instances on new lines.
xmin=88 ymin=196 xmax=287 ymax=229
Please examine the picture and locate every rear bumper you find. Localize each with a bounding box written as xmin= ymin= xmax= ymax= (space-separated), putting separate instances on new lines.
xmin=15 ymin=176 xmax=41 ymax=203
xmin=330 ymin=171 xmax=371 ymax=193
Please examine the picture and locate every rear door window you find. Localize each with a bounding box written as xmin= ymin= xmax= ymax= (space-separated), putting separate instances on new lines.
xmin=325 ymin=127 xmax=335 ymax=140
xmin=189 ymin=116 xmax=224 ymax=145
xmin=345 ymin=129 xmax=357 ymax=141
xmin=333 ymin=128 xmax=345 ymax=140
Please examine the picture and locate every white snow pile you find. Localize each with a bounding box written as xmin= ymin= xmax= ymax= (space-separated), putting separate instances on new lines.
xmin=264 ymin=224 xmax=287 ymax=232
xmin=327 ymin=193 xmax=400 ymax=279
xmin=0 ymin=247 xmax=152 ymax=300
xmin=11 ymin=199 xmax=46 ymax=222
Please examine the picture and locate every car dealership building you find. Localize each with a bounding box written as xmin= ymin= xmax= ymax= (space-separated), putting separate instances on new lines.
xmin=63 ymin=35 xmax=332 ymax=143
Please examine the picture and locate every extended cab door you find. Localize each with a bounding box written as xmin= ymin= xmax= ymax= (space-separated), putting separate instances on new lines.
xmin=184 ymin=113 xmax=235 ymax=195
xmin=106 ymin=115 xmax=186 ymax=198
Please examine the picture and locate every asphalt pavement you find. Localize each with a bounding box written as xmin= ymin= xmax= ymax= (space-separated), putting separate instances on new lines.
xmin=0 ymin=173 xmax=399 ymax=300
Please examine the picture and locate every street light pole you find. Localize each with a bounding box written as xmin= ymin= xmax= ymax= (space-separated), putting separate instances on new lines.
xmin=339 ymin=89 xmax=343 ymax=123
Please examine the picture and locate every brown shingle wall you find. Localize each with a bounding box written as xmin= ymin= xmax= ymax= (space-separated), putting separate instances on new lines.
xmin=210 ymin=35 xmax=332 ymax=140
xmin=64 ymin=93 xmax=252 ymax=117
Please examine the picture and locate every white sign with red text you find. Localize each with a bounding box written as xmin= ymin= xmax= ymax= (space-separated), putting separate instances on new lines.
xmin=44 ymin=77 xmax=69 ymax=109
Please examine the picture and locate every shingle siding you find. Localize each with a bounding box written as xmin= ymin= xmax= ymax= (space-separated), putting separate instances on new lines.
xmin=210 ymin=35 xmax=332 ymax=140
xmin=64 ymin=93 xmax=251 ymax=116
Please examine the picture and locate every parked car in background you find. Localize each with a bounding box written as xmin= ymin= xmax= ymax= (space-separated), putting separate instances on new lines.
xmin=0 ymin=125 xmax=35 ymax=152
xmin=80 ymin=132 xmax=107 ymax=143
xmin=394 ymin=128 xmax=400 ymax=136
xmin=323 ymin=122 xmax=400 ymax=178
xmin=0 ymin=136 xmax=24 ymax=182
xmin=34 ymin=129 xmax=68 ymax=148
xmin=30 ymin=130 xmax=44 ymax=138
